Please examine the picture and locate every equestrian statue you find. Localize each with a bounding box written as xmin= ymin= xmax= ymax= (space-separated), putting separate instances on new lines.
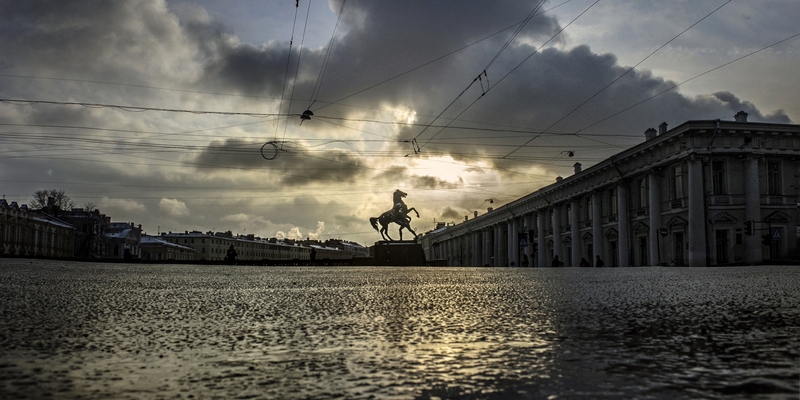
xmin=370 ymin=189 xmax=419 ymax=241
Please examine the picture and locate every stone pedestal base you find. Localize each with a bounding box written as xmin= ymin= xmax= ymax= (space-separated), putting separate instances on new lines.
xmin=371 ymin=241 xmax=426 ymax=266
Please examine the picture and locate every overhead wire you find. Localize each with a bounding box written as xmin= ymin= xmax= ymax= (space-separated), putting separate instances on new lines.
xmin=501 ymin=0 xmax=733 ymax=159
xmin=415 ymin=0 xmax=601 ymax=154
xmin=307 ymin=0 xmax=348 ymax=110
xmin=312 ymin=0 xmax=579 ymax=114
xmin=410 ymin=0 xmax=548 ymax=153
xmin=0 ymin=98 xmax=291 ymax=118
xmin=274 ymin=0 xmax=303 ymax=143
xmin=575 ymin=31 xmax=800 ymax=134
xmin=278 ymin=0 xmax=314 ymax=149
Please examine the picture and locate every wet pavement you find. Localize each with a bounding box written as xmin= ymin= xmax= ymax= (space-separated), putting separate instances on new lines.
xmin=0 ymin=259 xmax=798 ymax=399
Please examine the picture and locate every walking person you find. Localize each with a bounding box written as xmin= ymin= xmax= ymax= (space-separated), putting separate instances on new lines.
xmin=595 ymin=255 xmax=604 ymax=268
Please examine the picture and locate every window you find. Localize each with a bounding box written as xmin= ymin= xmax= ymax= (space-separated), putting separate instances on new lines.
xmin=610 ymin=188 xmax=618 ymax=215
xmin=587 ymin=197 xmax=592 ymax=221
xmin=639 ymin=178 xmax=648 ymax=208
xmin=671 ymin=164 xmax=684 ymax=199
xmin=712 ymin=160 xmax=727 ymax=194
xmin=768 ymin=161 xmax=781 ymax=195
xmin=566 ymin=204 xmax=572 ymax=225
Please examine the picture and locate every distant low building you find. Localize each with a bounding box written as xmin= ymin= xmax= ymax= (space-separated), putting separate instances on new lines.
xmin=106 ymin=222 xmax=143 ymax=260
xmin=141 ymin=235 xmax=195 ymax=261
xmin=161 ymin=231 xmax=311 ymax=262
xmin=0 ymin=199 xmax=75 ymax=258
xmin=45 ymin=207 xmax=111 ymax=259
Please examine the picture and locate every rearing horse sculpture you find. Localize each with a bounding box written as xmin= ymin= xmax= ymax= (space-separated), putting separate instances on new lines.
xmin=370 ymin=190 xmax=419 ymax=241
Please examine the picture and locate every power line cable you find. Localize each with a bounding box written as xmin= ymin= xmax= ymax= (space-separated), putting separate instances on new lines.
xmin=415 ymin=0 xmax=601 ymax=153
xmin=274 ymin=0 xmax=303 ymax=143
xmin=279 ymin=0 xmax=314 ymax=148
xmin=312 ymin=0 xmax=578 ymax=113
xmin=307 ymin=0 xmax=347 ymax=110
xmin=484 ymin=0 xmax=547 ymax=72
xmin=501 ymin=0 xmax=732 ymax=159
xmin=0 ymin=98 xmax=291 ymax=118
xmin=411 ymin=0 xmax=562 ymax=152
xmin=576 ymin=31 xmax=800 ymax=133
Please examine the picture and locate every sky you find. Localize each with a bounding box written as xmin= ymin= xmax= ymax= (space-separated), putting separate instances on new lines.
xmin=1 ymin=0 xmax=798 ymax=246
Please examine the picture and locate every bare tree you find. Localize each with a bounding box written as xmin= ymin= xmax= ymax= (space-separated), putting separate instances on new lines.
xmin=31 ymin=189 xmax=75 ymax=211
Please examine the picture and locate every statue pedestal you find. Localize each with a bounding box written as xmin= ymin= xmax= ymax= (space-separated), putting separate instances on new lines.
xmin=370 ymin=241 xmax=426 ymax=266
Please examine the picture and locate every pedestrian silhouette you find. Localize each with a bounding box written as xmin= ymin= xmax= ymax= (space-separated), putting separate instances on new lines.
xmin=595 ymin=255 xmax=604 ymax=268
xmin=225 ymin=245 xmax=237 ymax=263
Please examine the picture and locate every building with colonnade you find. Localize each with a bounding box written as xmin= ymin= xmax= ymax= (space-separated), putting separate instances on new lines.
xmin=419 ymin=113 xmax=799 ymax=267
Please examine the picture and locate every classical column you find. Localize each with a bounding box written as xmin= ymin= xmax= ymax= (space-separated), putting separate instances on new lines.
xmin=687 ymin=157 xmax=707 ymax=267
xmin=484 ymin=228 xmax=493 ymax=266
xmin=524 ymin=214 xmax=534 ymax=266
xmin=552 ymin=205 xmax=562 ymax=264
xmin=537 ymin=210 xmax=546 ymax=268
xmin=648 ymin=172 xmax=662 ymax=265
xmin=509 ymin=217 xmax=519 ymax=267
xmin=494 ymin=225 xmax=501 ymax=267
xmin=744 ymin=155 xmax=762 ymax=264
xmin=592 ymin=191 xmax=603 ymax=266
xmin=571 ymin=199 xmax=581 ymax=267
xmin=473 ymin=231 xmax=482 ymax=267
xmin=617 ymin=183 xmax=630 ymax=267
xmin=498 ymin=224 xmax=508 ymax=267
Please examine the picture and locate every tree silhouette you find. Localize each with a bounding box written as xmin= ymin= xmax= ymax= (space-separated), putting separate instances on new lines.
xmin=30 ymin=189 xmax=75 ymax=212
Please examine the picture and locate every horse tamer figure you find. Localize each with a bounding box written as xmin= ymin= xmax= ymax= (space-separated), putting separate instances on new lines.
xmin=370 ymin=189 xmax=419 ymax=241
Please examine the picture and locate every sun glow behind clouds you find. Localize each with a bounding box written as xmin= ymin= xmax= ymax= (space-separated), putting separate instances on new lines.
xmin=412 ymin=156 xmax=487 ymax=184
xmin=393 ymin=107 xmax=417 ymax=125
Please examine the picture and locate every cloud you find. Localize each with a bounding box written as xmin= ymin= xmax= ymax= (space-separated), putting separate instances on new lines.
xmin=439 ymin=206 xmax=465 ymax=222
xmin=710 ymin=91 xmax=790 ymax=123
xmin=276 ymin=226 xmax=302 ymax=240
xmin=308 ymin=221 xmax=325 ymax=240
xmin=99 ymin=197 xmax=147 ymax=214
xmin=159 ymin=198 xmax=190 ymax=217
xmin=1 ymin=0 xmax=797 ymax=247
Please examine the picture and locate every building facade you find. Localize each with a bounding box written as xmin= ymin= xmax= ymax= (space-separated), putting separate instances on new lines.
xmin=161 ymin=231 xmax=311 ymax=262
xmin=141 ymin=236 xmax=195 ymax=261
xmin=106 ymin=222 xmax=143 ymax=259
xmin=420 ymin=113 xmax=799 ymax=267
xmin=0 ymin=199 xmax=75 ymax=258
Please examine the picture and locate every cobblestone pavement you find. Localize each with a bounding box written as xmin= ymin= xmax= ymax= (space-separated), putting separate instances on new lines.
xmin=1 ymin=259 xmax=799 ymax=399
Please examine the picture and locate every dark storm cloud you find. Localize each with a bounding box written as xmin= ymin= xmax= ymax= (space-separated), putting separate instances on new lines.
xmin=0 ymin=1 xmax=188 ymax=83
xmin=191 ymin=138 xmax=373 ymax=186
xmin=192 ymin=138 xmax=265 ymax=168
xmin=185 ymin=17 xmax=292 ymax=97
xmin=439 ymin=206 xmax=465 ymax=222
xmin=295 ymin=1 xmax=565 ymax=112
xmin=372 ymin=165 xmax=458 ymax=190
xmin=709 ymin=91 xmax=790 ymax=123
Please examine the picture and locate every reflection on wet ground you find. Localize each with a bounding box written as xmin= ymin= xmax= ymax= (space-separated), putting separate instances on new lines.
xmin=0 ymin=259 xmax=798 ymax=399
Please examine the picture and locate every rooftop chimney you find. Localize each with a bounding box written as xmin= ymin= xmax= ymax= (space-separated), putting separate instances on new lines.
xmin=658 ymin=122 xmax=668 ymax=135
xmin=556 ymin=176 xmax=563 ymax=182
xmin=644 ymin=127 xmax=657 ymax=140
xmin=734 ymin=111 xmax=748 ymax=122
xmin=574 ymin=162 xmax=582 ymax=174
